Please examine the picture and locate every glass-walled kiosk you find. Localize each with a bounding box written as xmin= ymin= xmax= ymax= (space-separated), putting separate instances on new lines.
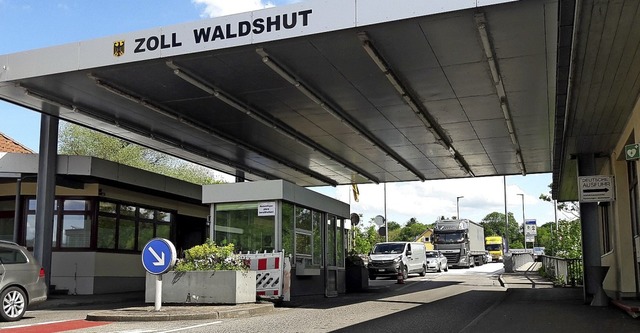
xmin=202 ymin=180 xmax=350 ymax=297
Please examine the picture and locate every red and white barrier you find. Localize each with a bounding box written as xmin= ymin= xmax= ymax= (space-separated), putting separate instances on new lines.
xmin=243 ymin=251 xmax=290 ymax=301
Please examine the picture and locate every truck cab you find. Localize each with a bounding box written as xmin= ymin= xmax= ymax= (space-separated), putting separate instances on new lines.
xmin=433 ymin=219 xmax=485 ymax=268
xmin=485 ymin=236 xmax=504 ymax=262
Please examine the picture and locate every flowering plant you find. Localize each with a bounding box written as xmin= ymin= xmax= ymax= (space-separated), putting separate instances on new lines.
xmin=174 ymin=240 xmax=249 ymax=272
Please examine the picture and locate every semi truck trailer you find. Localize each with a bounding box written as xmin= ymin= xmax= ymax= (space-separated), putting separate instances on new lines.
xmin=433 ymin=219 xmax=486 ymax=268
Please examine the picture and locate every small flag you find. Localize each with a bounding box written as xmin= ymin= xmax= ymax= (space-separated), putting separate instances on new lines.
xmin=352 ymin=183 xmax=360 ymax=202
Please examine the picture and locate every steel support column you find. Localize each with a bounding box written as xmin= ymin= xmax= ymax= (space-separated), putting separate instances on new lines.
xmin=13 ymin=177 xmax=22 ymax=243
xmin=33 ymin=111 xmax=58 ymax=290
xmin=577 ymin=153 xmax=603 ymax=304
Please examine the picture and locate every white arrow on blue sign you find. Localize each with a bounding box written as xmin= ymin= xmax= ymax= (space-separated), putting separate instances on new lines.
xmin=142 ymin=238 xmax=177 ymax=275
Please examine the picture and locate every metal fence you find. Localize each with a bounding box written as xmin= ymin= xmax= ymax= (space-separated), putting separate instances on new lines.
xmin=540 ymin=255 xmax=583 ymax=287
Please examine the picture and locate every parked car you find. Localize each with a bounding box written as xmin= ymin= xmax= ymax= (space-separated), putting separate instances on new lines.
xmin=0 ymin=241 xmax=48 ymax=321
xmin=425 ymin=250 xmax=448 ymax=272
xmin=484 ymin=251 xmax=492 ymax=264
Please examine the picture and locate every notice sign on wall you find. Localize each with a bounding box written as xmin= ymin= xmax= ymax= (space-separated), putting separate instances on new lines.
xmin=578 ymin=175 xmax=615 ymax=203
xmin=258 ymin=202 xmax=276 ymax=216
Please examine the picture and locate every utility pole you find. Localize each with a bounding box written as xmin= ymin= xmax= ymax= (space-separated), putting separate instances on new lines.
xmin=517 ymin=193 xmax=525 ymax=250
xmin=456 ymin=196 xmax=464 ymax=219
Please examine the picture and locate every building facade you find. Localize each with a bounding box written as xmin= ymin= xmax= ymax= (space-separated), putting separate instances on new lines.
xmin=0 ymin=153 xmax=209 ymax=294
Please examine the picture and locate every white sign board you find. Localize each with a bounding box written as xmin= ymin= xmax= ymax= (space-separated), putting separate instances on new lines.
xmin=258 ymin=202 xmax=276 ymax=216
xmin=525 ymin=219 xmax=537 ymax=236
xmin=578 ymin=175 xmax=615 ymax=203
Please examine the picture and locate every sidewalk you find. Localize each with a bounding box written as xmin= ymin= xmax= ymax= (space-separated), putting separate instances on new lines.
xmin=460 ymin=270 xmax=640 ymax=333
xmin=30 ymin=291 xmax=276 ymax=322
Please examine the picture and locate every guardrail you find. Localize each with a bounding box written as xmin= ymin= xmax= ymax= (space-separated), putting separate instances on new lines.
xmin=540 ymin=255 xmax=583 ymax=287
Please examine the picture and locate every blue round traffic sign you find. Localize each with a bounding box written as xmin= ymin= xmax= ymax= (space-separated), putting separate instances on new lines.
xmin=142 ymin=238 xmax=177 ymax=275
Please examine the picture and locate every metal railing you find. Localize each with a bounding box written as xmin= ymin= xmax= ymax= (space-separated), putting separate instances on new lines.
xmin=540 ymin=255 xmax=583 ymax=287
xmin=503 ymin=252 xmax=534 ymax=272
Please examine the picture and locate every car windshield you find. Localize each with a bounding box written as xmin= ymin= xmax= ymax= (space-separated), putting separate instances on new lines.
xmin=434 ymin=232 xmax=465 ymax=243
xmin=426 ymin=251 xmax=437 ymax=258
xmin=486 ymin=244 xmax=501 ymax=251
xmin=372 ymin=243 xmax=405 ymax=254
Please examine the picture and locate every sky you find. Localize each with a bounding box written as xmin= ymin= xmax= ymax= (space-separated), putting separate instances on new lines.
xmin=0 ymin=0 xmax=564 ymax=228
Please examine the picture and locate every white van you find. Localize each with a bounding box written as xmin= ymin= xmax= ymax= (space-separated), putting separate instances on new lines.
xmin=367 ymin=242 xmax=427 ymax=280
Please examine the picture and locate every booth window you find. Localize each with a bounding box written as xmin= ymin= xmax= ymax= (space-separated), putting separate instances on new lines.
xmin=337 ymin=217 xmax=344 ymax=266
xmin=282 ymin=202 xmax=294 ymax=256
xmin=215 ymin=202 xmax=275 ymax=253
xmin=0 ymin=199 xmax=15 ymax=242
xmin=60 ymin=199 xmax=92 ymax=248
xmin=312 ymin=211 xmax=322 ymax=265
xmin=25 ymin=198 xmax=61 ymax=248
xmin=97 ymin=200 xmax=174 ymax=252
xmin=295 ymin=207 xmax=312 ymax=256
xmin=599 ymin=202 xmax=611 ymax=253
xmin=327 ymin=215 xmax=336 ymax=266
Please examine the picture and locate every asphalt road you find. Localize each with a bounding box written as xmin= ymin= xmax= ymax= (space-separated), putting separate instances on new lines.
xmin=2 ymin=262 xmax=506 ymax=333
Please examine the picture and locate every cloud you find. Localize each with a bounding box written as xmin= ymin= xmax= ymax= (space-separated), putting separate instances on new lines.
xmin=316 ymin=175 xmax=556 ymax=227
xmin=192 ymin=0 xmax=277 ymax=17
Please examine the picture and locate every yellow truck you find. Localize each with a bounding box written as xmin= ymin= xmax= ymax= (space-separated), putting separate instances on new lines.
xmin=485 ymin=236 xmax=504 ymax=262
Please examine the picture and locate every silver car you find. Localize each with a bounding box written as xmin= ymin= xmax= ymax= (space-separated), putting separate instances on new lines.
xmin=425 ymin=250 xmax=448 ymax=272
xmin=0 ymin=241 xmax=48 ymax=321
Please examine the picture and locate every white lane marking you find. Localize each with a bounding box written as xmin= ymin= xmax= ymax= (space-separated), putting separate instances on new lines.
xmin=2 ymin=319 xmax=69 ymax=329
xmin=158 ymin=321 xmax=223 ymax=333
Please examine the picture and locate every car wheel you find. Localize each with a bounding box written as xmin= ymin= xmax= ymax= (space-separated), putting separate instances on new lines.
xmin=444 ymin=263 xmax=449 ymax=272
xmin=1 ymin=287 xmax=27 ymax=322
xmin=420 ymin=265 xmax=426 ymax=277
xmin=437 ymin=263 xmax=442 ymax=273
xmin=402 ymin=265 xmax=408 ymax=280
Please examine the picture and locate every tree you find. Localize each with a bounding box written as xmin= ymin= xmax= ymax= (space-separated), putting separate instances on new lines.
xmin=406 ymin=217 xmax=419 ymax=226
xmin=387 ymin=222 xmax=401 ymax=231
xmin=539 ymin=184 xmax=580 ymax=220
xmin=535 ymin=222 xmax=555 ymax=250
xmin=480 ymin=212 xmax=523 ymax=248
xmin=353 ymin=225 xmax=381 ymax=254
xmin=553 ymin=219 xmax=582 ymax=258
xmin=538 ymin=184 xmax=582 ymax=258
xmin=397 ymin=218 xmax=428 ymax=241
xmin=58 ymin=123 xmax=225 ymax=185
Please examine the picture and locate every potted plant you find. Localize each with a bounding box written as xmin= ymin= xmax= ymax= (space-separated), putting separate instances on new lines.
xmin=345 ymin=250 xmax=369 ymax=292
xmin=145 ymin=240 xmax=257 ymax=304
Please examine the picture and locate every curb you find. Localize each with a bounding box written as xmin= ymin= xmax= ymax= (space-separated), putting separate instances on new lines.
xmin=86 ymin=303 xmax=275 ymax=322
xmin=498 ymin=274 xmax=507 ymax=289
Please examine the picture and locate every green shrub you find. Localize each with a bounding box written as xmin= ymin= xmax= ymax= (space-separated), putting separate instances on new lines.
xmin=174 ymin=240 xmax=249 ymax=272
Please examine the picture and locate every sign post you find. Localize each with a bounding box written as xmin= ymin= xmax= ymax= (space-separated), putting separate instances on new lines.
xmin=141 ymin=238 xmax=177 ymax=311
xmin=525 ymin=219 xmax=537 ymax=245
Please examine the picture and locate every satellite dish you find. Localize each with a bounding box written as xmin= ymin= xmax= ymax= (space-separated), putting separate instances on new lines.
xmin=350 ymin=213 xmax=360 ymax=226
xmin=374 ymin=215 xmax=385 ymax=226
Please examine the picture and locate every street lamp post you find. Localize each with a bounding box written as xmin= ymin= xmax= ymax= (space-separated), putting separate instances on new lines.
xmin=517 ymin=193 xmax=525 ymax=250
xmin=456 ymin=196 xmax=464 ymax=219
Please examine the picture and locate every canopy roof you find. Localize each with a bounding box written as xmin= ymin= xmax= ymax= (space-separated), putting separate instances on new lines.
xmin=2 ymin=0 xmax=631 ymax=202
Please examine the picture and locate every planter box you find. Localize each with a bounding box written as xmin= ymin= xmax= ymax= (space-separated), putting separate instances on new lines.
xmin=145 ymin=270 xmax=257 ymax=304
xmin=346 ymin=265 xmax=369 ymax=292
